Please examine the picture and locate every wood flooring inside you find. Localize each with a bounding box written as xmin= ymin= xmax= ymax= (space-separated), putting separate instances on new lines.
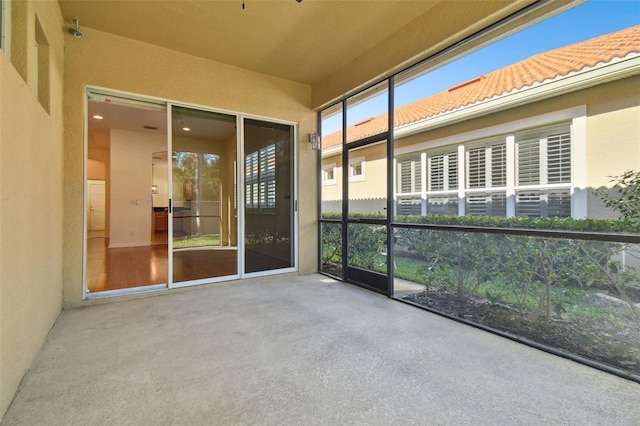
xmin=87 ymin=231 xmax=238 ymax=293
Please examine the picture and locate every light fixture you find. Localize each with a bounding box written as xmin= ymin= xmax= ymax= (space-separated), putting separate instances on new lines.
xmin=69 ymin=18 xmax=82 ymax=38
xmin=182 ymin=127 xmax=191 ymax=132
xmin=92 ymin=115 xmax=103 ymax=120
xmin=309 ymin=133 xmax=321 ymax=151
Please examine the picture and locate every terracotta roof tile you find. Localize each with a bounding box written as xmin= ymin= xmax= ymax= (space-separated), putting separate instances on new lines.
xmin=322 ymin=25 xmax=640 ymax=150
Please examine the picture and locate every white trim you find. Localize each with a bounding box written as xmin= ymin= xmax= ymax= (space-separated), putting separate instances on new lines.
xmin=513 ymin=183 xmax=572 ymax=191
xmin=465 ymin=187 xmax=507 ymax=194
xmin=321 ymin=145 xmax=342 ymax=158
xmin=505 ymin=135 xmax=516 ymax=217
xmin=322 ymin=162 xmax=337 ymax=186
xmin=348 ymin=156 xmax=365 ymax=182
xmin=571 ymin=115 xmax=588 ymax=218
xmin=237 ymin=115 xmax=246 ymax=279
xmin=394 ymin=106 xmax=586 ymax=156
xmin=167 ymin=102 xmax=175 ymax=287
xmin=86 ymin=284 xmax=166 ymax=299
xmin=82 ymin=89 xmax=89 ymax=299
xmin=293 ymin=123 xmax=299 ymax=275
xmin=457 ymin=144 xmax=465 ymax=215
xmin=420 ymin=152 xmax=427 ymax=214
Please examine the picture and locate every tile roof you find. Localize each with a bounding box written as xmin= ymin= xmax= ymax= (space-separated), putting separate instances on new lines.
xmin=322 ymin=24 xmax=640 ymax=149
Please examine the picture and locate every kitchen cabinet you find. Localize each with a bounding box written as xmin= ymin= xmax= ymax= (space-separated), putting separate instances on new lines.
xmin=154 ymin=210 xmax=168 ymax=231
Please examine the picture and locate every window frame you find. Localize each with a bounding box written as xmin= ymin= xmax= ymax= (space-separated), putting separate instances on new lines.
xmin=322 ymin=163 xmax=337 ymax=186
xmin=0 ymin=0 xmax=9 ymax=55
xmin=348 ymin=156 xmax=365 ymax=182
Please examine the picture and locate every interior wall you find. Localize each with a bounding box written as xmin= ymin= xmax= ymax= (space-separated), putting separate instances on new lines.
xmin=88 ymin=129 xmax=112 ymax=236
xmin=87 ymin=158 xmax=105 ymax=180
xmin=0 ymin=0 xmax=64 ymax=420
xmin=151 ymin=162 xmax=168 ymax=209
xmin=63 ymin=27 xmax=316 ymax=307
xmin=109 ymin=129 xmax=164 ymax=247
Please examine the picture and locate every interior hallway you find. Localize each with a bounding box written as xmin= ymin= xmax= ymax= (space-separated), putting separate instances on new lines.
xmin=3 ymin=275 xmax=639 ymax=425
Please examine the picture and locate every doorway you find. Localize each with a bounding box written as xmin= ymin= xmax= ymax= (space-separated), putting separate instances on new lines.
xmin=345 ymin=140 xmax=389 ymax=293
xmin=87 ymin=179 xmax=105 ymax=234
xmin=243 ymin=118 xmax=295 ymax=274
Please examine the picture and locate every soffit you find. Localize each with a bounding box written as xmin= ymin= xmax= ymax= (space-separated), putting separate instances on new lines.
xmin=58 ymin=0 xmax=443 ymax=86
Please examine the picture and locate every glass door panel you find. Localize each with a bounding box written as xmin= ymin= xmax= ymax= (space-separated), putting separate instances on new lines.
xmin=243 ymin=119 xmax=294 ymax=274
xmin=171 ymin=106 xmax=238 ymax=284
xmin=85 ymin=91 xmax=168 ymax=295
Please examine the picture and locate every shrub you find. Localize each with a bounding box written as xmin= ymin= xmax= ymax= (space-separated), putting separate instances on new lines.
xmin=595 ymin=170 xmax=640 ymax=221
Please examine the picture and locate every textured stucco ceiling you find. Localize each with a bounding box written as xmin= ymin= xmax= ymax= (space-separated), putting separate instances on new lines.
xmin=58 ymin=0 xmax=443 ymax=85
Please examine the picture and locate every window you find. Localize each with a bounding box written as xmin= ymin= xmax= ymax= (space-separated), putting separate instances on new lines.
xmin=349 ymin=156 xmax=365 ymax=182
xmin=397 ymin=154 xmax=421 ymax=194
xmin=34 ymin=16 xmax=49 ymax=112
xmin=395 ymin=123 xmax=573 ymax=218
xmin=322 ymin=163 xmax=336 ymax=185
xmin=426 ymin=150 xmax=458 ymax=214
xmin=515 ymin=128 xmax=571 ymax=217
xmin=245 ymin=144 xmax=276 ymax=210
xmin=396 ymin=154 xmax=422 ymax=216
xmin=466 ymin=141 xmax=507 ymax=216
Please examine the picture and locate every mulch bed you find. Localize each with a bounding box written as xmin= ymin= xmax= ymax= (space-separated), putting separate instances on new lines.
xmin=403 ymin=289 xmax=640 ymax=376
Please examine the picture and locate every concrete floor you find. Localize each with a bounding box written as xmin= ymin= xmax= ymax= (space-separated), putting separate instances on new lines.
xmin=3 ymin=274 xmax=640 ymax=425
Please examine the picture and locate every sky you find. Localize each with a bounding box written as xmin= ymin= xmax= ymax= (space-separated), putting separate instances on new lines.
xmin=321 ymin=0 xmax=640 ymax=136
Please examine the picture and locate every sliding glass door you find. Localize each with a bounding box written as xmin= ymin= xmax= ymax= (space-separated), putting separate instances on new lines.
xmin=84 ymin=90 xmax=297 ymax=297
xmin=243 ymin=119 xmax=295 ymax=274
xmin=170 ymin=106 xmax=238 ymax=284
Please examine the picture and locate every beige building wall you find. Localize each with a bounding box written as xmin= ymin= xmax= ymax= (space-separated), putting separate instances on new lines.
xmin=321 ymin=154 xmax=343 ymax=207
xmin=347 ymin=142 xmax=387 ymax=202
xmin=63 ymin=27 xmax=317 ymax=307
xmin=584 ymin=75 xmax=640 ymax=188
xmin=0 ymin=0 xmax=65 ymax=419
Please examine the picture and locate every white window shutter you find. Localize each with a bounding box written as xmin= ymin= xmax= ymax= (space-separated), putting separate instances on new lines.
xmin=547 ymin=132 xmax=571 ymax=184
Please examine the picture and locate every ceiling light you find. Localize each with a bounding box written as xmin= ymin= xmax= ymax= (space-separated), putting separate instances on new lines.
xmin=92 ymin=115 xmax=103 ymax=120
xmin=182 ymin=127 xmax=191 ymax=132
